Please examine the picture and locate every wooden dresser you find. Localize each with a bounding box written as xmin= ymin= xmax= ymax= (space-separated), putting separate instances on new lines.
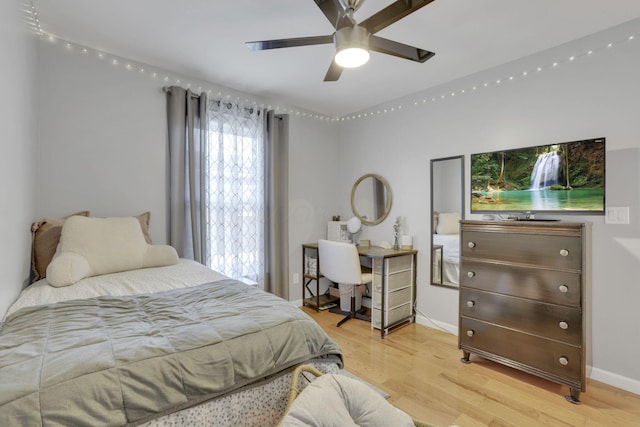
xmin=459 ymin=220 xmax=590 ymax=403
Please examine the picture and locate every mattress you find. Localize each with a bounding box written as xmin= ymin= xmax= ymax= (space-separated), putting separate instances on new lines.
xmin=1 ymin=260 xmax=343 ymax=426
xmin=4 ymin=259 xmax=229 ymax=319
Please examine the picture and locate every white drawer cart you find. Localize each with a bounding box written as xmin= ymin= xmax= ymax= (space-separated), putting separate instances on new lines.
xmin=368 ymin=248 xmax=418 ymax=338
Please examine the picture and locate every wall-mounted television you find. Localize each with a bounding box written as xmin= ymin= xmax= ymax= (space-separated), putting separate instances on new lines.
xmin=470 ymin=137 xmax=605 ymax=216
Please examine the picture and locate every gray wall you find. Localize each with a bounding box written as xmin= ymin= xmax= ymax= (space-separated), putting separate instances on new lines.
xmin=36 ymin=42 xmax=169 ymax=240
xmin=336 ymin=19 xmax=640 ymax=393
xmin=0 ymin=2 xmax=39 ymax=316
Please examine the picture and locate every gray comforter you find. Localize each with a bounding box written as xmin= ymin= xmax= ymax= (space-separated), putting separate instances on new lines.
xmin=0 ymin=280 xmax=343 ymax=426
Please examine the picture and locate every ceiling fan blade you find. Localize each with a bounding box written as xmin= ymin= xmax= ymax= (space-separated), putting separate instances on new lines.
xmin=323 ymin=61 xmax=343 ymax=81
xmin=314 ymin=0 xmax=354 ymax=29
xmin=369 ymin=35 xmax=435 ymax=63
xmin=246 ymin=35 xmax=334 ymax=51
xmin=360 ymin=0 xmax=436 ymax=34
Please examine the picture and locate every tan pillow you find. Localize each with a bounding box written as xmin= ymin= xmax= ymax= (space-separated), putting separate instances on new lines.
xmin=136 ymin=211 xmax=152 ymax=244
xmin=30 ymin=211 xmax=90 ymax=283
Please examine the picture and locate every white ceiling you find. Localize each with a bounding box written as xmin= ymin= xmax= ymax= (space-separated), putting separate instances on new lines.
xmin=34 ymin=0 xmax=640 ymax=117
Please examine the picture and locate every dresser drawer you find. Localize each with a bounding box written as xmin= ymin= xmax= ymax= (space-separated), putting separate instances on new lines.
xmin=371 ymin=303 xmax=412 ymax=330
xmin=460 ymin=260 xmax=581 ymax=307
xmin=462 ymin=231 xmax=582 ymax=271
xmin=372 ymin=254 xmax=413 ymax=274
xmin=460 ymin=289 xmax=582 ymax=345
xmin=373 ymin=269 xmax=413 ymax=293
xmin=460 ymin=317 xmax=582 ymax=386
xmin=373 ymin=286 xmax=411 ymax=310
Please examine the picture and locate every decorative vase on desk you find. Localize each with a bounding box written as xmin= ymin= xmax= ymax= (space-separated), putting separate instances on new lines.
xmin=392 ymin=217 xmax=401 ymax=250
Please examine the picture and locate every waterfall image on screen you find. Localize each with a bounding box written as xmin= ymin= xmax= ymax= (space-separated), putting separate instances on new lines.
xmin=530 ymin=151 xmax=561 ymax=190
xmin=470 ymin=138 xmax=605 ymax=214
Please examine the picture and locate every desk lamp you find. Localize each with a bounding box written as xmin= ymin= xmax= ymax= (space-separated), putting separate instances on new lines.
xmin=347 ymin=216 xmax=361 ymax=244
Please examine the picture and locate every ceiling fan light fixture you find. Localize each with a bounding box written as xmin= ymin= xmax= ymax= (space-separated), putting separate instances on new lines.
xmin=334 ymin=26 xmax=370 ymax=68
xmin=335 ymin=47 xmax=370 ymax=68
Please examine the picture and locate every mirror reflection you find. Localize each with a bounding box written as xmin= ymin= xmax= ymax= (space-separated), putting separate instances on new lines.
xmin=351 ymin=174 xmax=392 ymax=226
xmin=430 ymin=156 xmax=464 ymax=288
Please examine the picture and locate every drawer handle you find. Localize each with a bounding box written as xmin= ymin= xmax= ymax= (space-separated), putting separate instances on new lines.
xmin=559 ymin=321 xmax=569 ymax=330
xmin=559 ymin=356 xmax=569 ymax=366
xmin=467 ymin=271 xmax=476 ymax=278
xmin=466 ymin=300 xmax=475 ymax=308
xmin=467 ymin=241 xmax=476 ymax=248
xmin=558 ymin=284 xmax=569 ymax=293
xmin=466 ymin=330 xmax=475 ymax=337
xmin=559 ymin=249 xmax=569 ymax=257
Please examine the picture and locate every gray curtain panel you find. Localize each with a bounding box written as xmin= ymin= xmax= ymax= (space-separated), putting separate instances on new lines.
xmin=263 ymin=111 xmax=289 ymax=299
xmin=165 ymin=86 xmax=209 ymax=264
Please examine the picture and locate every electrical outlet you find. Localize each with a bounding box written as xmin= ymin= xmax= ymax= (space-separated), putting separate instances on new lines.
xmin=605 ymin=207 xmax=630 ymax=224
xmin=293 ymin=273 xmax=300 ymax=285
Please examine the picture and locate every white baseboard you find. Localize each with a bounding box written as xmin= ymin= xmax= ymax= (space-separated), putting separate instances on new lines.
xmin=291 ymin=299 xmax=303 ymax=307
xmin=415 ymin=313 xmax=457 ymax=335
xmin=589 ymin=367 xmax=640 ymax=396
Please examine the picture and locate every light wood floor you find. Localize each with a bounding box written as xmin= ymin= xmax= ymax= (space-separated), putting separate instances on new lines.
xmin=302 ymin=307 xmax=640 ymax=427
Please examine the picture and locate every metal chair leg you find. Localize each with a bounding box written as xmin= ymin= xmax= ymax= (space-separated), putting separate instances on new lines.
xmin=336 ymin=286 xmax=370 ymax=327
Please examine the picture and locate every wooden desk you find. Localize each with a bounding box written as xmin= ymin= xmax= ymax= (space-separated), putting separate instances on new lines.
xmin=302 ymin=243 xmax=418 ymax=338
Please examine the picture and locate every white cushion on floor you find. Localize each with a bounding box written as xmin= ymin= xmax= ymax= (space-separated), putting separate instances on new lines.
xmin=280 ymin=373 xmax=414 ymax=427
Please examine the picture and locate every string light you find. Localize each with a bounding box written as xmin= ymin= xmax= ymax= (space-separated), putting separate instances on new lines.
xmin=30 ymin=0 xmax=638 ymax=123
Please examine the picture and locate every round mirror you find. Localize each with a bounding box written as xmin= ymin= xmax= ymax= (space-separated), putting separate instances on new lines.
xmin=351 ymin=174 xmax=392 ymax=226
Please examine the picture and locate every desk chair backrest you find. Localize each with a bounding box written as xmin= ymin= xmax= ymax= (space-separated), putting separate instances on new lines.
xmin=318 ymin=239 xmax=363 ymax=285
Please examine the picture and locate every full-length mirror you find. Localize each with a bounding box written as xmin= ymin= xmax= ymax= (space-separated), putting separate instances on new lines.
xmin=430 ymin=156 xmax=464 ymax=288
xmin=351 ymin=174 xmax=392 ymax=226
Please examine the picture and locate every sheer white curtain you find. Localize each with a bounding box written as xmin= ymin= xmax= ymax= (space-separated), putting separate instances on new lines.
xmin=206 ymin=101 xmax=265 ymax=284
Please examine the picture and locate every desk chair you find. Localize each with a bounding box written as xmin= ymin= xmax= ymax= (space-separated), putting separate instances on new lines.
xmin=318 ymin=239 xmax=372 ymax=327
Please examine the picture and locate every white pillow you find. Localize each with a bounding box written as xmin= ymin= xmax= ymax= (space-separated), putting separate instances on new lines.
xmin=46 ymin=216 xmax=178 ymax=287
xmin=436 ymin=212 xmax=461 ymax=235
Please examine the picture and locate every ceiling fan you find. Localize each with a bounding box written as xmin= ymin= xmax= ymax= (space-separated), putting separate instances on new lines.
xmin=245 ymin=0 xmax=436 ymax=81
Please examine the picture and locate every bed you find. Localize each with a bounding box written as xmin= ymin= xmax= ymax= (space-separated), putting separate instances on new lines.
xmin=433 ymin=211 xmax=461 ymax=286
xmin=432 ymin=233 xmax=460 ymax=286
xmin=1 ymin=215 xmax=343 ymax=426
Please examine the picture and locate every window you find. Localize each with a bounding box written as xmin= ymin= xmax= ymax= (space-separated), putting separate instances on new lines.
xmin=206 ymin=102 xmax=264 ymax=284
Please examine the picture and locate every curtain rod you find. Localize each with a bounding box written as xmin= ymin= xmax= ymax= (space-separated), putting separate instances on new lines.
xmin=162 ymin=86 xmax=201 ymax=98
xmin=163 ymin=86 xmax=261 ymax=115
